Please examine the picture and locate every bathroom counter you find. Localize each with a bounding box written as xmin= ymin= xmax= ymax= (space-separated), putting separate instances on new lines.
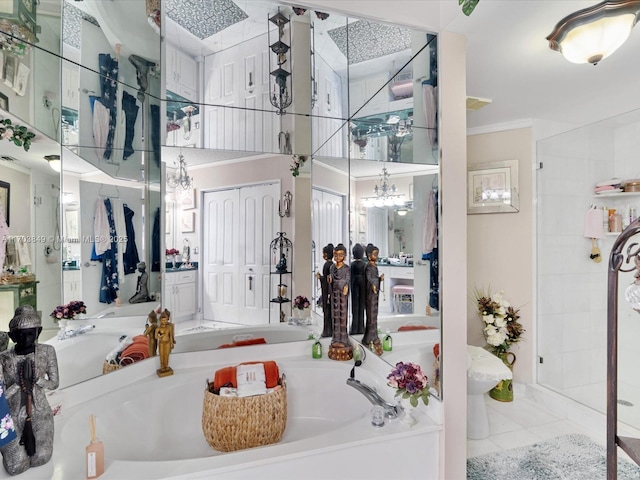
xmin=18 ymin=341 xmax=442 ymax=479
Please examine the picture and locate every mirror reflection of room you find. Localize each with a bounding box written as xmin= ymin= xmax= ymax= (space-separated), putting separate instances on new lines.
xmin=0 ymin=0 xmax=441 ymax=399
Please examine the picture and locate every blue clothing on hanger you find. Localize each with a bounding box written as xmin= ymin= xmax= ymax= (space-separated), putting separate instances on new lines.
xmin=99 ymin=198 xmax=119 ymax=303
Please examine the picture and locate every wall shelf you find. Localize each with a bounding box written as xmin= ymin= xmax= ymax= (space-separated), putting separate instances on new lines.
xmin=594 ymin=192 xmax=640 ymax=198
xmin=269 ymin=232 xmax=292 ymax=323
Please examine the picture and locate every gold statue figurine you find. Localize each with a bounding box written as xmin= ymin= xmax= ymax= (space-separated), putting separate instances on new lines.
xmin=144 ymin=310 xmax=158 ymax=357
xmin=155 ymin=309 xmax=175 ymax=377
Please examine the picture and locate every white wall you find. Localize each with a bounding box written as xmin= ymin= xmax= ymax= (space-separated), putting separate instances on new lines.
xmin=467 ymin=127 xmax=534 ymax=385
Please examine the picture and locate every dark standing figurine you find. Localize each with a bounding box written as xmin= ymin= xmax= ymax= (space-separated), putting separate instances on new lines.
xmin=363 ymin=244 xmax=384 ymax=356
xmin=0 ymin=305 xmax=59 ymax=475
xmin=327 ymin=243 xmax=353 ymax=361
xmin=316 ymin=243 xmax=334 ymax=337
xmin=349 ymin=244 xmax=366 ymax=335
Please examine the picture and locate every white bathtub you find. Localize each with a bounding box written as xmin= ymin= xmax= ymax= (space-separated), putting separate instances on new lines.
xmin=24 ymin=341 xmax=441 ymax=479
xmin=47 ymin=321 xmax=315 ymax=389
xmin=91 ymin=301 xmax=162 ymax=319
xmin=377 ymin=313 xmax=441 ymax=333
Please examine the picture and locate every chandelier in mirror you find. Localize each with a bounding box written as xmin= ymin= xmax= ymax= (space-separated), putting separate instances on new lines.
xmin=362 ymin=167 xmax=405 ymax=207
xmin=268 ymin=9 xmax=292 ymax=115
xmin=167 ymin=153 xmax=193 ymax=190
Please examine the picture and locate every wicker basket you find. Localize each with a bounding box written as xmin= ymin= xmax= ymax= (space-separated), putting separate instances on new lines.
xmin=202 ymin=385 xmax=287 ymax=452
xmin=102 ymin=361 xmax=121 ymax=374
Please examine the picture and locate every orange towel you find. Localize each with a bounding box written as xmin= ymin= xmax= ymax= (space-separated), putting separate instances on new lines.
xmin=120 ymin=335 xmax=149 ymax=363
xmin=217 ymin=338 xmax=267 ymax=349
xmin=213 ymin=361 xmax=280 ymax=389
xmin=398 ymin=325 xmax=438 ymax=331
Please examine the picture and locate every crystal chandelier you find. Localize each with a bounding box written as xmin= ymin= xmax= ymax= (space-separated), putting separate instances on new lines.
xmin=362 ymin=167 xmax=405 ymax=207
xmin=167 ymin=153 xmax=193 ymax=190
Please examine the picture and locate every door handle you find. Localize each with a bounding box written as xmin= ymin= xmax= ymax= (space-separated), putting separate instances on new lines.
xmin=248 ymin=275 xmax=253 ymax=291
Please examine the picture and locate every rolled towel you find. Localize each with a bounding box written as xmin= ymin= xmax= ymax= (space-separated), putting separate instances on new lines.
xmin=217 ymin=337 xmax=267 ymax=349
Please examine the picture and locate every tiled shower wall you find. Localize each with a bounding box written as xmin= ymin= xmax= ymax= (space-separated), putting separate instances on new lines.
xmin=537 ymin=115 xmax=640 ymax=414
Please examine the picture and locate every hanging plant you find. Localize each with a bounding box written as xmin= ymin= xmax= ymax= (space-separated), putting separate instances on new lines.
xmin=290 ymin=154 xmax=307 ymax=177
xmin=460 ymin=0 xmax=479 ymax=16
xmin=0 ymin=118 xmax=36 ymax=152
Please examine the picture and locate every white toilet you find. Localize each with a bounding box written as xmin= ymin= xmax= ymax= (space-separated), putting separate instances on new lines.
xmin=466 ymin=345 xmax=513 ymax=440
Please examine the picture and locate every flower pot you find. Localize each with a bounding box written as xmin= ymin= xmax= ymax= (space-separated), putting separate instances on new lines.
xmin=489 ymin=351 xmax=516 ymax=402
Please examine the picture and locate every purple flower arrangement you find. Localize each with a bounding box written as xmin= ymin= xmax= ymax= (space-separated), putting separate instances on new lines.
xmin=293 ymin=295 xmax=310 ymax=310
xmin=387 ymin=361 xmax=430 ymax=407
xmin=50 ymin=300 xmax=87 ymax=321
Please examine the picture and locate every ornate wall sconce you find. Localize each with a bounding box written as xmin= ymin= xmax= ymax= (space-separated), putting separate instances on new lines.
xmin=279 ymin=191 xmax=292 ymax=217
xmin=268 ymin=9 xmax=293 ymax=115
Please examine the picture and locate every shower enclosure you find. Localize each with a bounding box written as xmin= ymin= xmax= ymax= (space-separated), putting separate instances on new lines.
xmin=537 ymin=108 xmax=640 ymax=431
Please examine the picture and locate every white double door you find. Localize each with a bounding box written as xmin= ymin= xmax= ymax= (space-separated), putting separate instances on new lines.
xmin=202 ymin=183 xmax=279 ymax=325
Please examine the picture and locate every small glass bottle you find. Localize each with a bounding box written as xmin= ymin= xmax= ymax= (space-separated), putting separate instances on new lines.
xmin=382 ymin=329 xmax=393 ymax=352
xmin=312 ymin=340 xmax=322 ymax=359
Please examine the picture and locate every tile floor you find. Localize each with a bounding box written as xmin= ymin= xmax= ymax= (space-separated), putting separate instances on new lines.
xmin=467 ymin=388 xmax=605 ymax=459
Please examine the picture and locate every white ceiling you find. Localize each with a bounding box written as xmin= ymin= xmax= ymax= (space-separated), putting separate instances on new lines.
xmin=4 ymin=1 xmax=640 ymax=175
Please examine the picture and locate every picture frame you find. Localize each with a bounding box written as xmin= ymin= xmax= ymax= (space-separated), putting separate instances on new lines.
xmin=180 ymin=188 xmax=196 ymax=209
xmin=181 ymin=211 xmax=195 ymax=233
xmin=0 ymin=92 xmax=7 ymax=111
xmin=0 ymin=181 xmax=9 ymax=226
xmin=3 ymin=55 xmax=17 ymax=88
xmin=467 ymin=159 xmax=519 ymax=214
xmin=13 ymin=63 xmax=30 ymax=97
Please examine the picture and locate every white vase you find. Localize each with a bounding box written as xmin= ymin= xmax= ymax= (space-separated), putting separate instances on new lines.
xmin=397 ymin=395 xmax=417 ymax=427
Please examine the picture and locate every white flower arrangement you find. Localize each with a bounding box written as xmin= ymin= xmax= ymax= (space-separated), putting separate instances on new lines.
xmin=475 ymin=289 xmax=524 ymax=355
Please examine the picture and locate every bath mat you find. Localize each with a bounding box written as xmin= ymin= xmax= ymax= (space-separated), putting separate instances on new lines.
xmin=467 ymin=433 xmax=640 ymax=479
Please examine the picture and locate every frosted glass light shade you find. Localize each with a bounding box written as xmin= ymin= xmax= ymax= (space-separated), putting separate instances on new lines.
xmin=547 ymin=1 xmax=640 ymax=65
xmin=560 ymin=14 xmax=635 ymax=64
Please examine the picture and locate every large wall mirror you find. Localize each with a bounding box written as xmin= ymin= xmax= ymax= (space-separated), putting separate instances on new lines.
xmin=0 ymin=0 xmax=441 ymax=396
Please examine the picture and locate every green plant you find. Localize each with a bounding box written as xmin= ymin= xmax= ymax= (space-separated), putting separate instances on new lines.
xmin=290 ymin=155 xmax=307 ymax=177
xmin=460 ymin=0 xmax=479 ymax=16
xmin=0 ymin=118 xmax=36 ymax=152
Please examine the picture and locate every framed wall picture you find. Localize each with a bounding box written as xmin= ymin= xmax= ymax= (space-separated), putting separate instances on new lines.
xmin=467 ymin=159 xmax=519 ymax=214
xmin=3 ymin=55 xmax=17 ymax=88
xmin=181 ymin=211 xmax=195 ymax=233
xmin=13 ymin=63 xmax=30 ymax=96
xmin=0 ymin=92 xmax=7 ymax=111
xmin=180 ymin=188 xmax=196 ymax=209
xmin=0 ymin=181 xmax=9 ymax=226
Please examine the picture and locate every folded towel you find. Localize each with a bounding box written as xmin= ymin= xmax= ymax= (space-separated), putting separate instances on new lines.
xmin=217 ymin=338 xmax=267 ymax=349
xmin=236 ymin=363 xmax=267 ymax=397
xmin=105 ymin=335 xmax=134 ymax=363
xmin=213 ymin=361 xmax=280 ymax=390
xmin=595 ymin=178 xmax=622 ymax=188
xmin=398 ymin=325 xmax=438 ymax=331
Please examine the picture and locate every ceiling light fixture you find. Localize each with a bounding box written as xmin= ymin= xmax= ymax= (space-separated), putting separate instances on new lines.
xmin=546 ymin=0 xmax=640 ymax=65
xmin=167 ymin=153 xmax=193 ymax=190
xmin=361 ymin=167 xmax=405 ymax=208
xmin=44 ymin=155 xmax=61 ymax=172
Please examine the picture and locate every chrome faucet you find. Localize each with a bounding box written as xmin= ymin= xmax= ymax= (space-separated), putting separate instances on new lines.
xmin=57 ymin=324 xmax=95 ymax=340
xmin=346 ymin=377 xmax=401 ymax=419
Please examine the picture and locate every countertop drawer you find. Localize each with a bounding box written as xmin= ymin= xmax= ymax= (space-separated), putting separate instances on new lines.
xmin=165 ymin=270 xmax=196 ymax=285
